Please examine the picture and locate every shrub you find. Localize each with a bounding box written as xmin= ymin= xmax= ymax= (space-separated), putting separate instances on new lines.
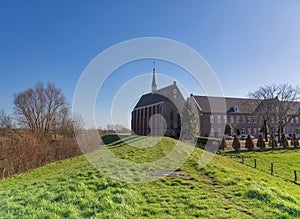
xmin=245 ymin=134 xmax=254 ymax=150
xmin=280 ymin=133 xmax=289 ymax=148
xmin=291 ymin=133 xmax=299 ymax=147
xmin=232 ymin=134 xmax=240 ymax=152
xmin=224 ymin=123 xmax=233 ymax=136
xmin=0 ymin=129 xmax=82 ymax=179
xmin=219 ymin=136 xmax=227 ymax=151
xmin=256 ymin=134 xmax=265 ymax=149
xmin=269 ymin=134 xmax=277 ymax=148
xmin=195 ymin=136 xmax=221 ymax=149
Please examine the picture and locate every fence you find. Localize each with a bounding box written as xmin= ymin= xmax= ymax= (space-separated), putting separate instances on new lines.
xmin=229 ymin=154 xmax=299 ymax=184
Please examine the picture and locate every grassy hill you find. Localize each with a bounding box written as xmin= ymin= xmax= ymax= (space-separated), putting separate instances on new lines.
xmin=1 ymin=136 xmax=300 ymax=218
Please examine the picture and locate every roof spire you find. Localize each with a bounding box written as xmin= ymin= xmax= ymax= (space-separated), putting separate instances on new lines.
xmin=151 ymin=62 xmax=157 ymax=93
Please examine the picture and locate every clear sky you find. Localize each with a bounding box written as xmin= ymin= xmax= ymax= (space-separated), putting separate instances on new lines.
xmin=1 ymin=0 xmax=300 ymax=128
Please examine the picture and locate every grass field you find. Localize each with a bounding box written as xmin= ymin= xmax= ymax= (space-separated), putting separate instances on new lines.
xmin=225 ymin=147 xmax=300 ymax=183
xmin=1 ymin=136 xmax=300 ymax=218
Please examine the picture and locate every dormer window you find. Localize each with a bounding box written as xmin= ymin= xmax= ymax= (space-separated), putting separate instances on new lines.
xmin=228 ymin=106 xmax=238 ymax=113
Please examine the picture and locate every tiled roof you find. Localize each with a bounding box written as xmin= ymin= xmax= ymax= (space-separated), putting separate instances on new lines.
xmin=191 ymin=95 xmax=259 ymax=114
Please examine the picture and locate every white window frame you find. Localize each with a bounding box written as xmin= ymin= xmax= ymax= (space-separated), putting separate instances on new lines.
xmin=217 ymin=115 xmax=222 ymax=124
xmin=230 ymin=115 xmax=234 ymax=123
xmin=210 ymin=115 xmax=214 ymax=123
xmin=223 ymin=115 xmax=227 ymax=124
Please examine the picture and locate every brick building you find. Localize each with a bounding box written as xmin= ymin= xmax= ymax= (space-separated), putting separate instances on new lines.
xmin=131 ymin=64 xmax=185 ymax=138
xmin=190 ymin=95 xmax=300 ymax=138
xmin=131 ymin=65 xmax=300 ymax=139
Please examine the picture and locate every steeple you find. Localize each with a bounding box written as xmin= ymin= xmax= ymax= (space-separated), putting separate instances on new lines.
xmin=151 ymin=62 xmax=157 ymax=93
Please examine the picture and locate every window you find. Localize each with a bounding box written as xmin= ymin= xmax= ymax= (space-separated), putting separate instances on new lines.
xmin=247 ymin=116 xmax=251 ymax=123
xmin=210 ymin=115 xmax=214 ymax=123
xmin=242 ymin=116 xmax=246 ymax=123
xmin=271 ymin=117 xmax=275 ymax=124
xmin=177 ymin=113 xmax=181 ymax=129
xmin=292 ymin=128 xmax=295 ymax=134
xmin=253 ymin=128 xmax=257 ymax=135
xmin=230 ymin=115 xmax=234 ymax=123
xmin=217 ymin=115 xmax=222 ymax=124
xmin=217 ymin=128 xmax=222 ymax=138
xmin=248 ymin=128 xmax=251 ymax=134
xmin=170 ymin=111 xmax=174 ymax=129
xmin=242 ymin=128 xmax=246 ymax=134
xmin=291 ymin=118 xmax=294 ymax=124
xmin=253 ymin=116 xmax=257 ymax=123
xmin=236 ymin=116 xmax=240 ymax=123
xmin=223 ymin=115 xmax=227 ymax=124
xmin=210 ymin=128 xmax=214 ymax=137
xmin=296 ymin=117 xmax=299 ymax=124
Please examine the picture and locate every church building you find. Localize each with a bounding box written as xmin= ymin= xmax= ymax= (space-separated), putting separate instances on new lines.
xmin=131 ymin=64 xmax=185 ymax=138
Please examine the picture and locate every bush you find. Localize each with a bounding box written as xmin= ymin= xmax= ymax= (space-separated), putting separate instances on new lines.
xmin=269 ymin=134 xmax=277 ymax=148
xmin=291 ymin=133 xmax=299 ymax=147
xmin=256 ymin=134 xmax=265 ymax=149
xmin=232 ymin=134 xmax=240 ymax=152
xmin=219 ymin=136 xmax=227 ymax=151
xmin=245 ymin=134 xmax=254 ymax=150
xmin=280 ymin=133 xmax=289 ymax=148
xmin=0 ymin=130 xmax=82 ymax=179
xmin=224 ymin=123 xmax=233 ymax=136
xmin=195 ymin=136 xmax=221 ymax=149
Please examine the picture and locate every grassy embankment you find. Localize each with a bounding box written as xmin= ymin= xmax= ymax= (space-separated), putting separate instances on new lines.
xmin=1 ymin=135 xmax=300 ymax=218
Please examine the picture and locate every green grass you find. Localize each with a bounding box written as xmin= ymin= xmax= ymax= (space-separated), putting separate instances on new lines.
xmin=224 ymin=147 xmax=300 ymax=183
xmin=1 ymin=136 xmax=300 ymax=218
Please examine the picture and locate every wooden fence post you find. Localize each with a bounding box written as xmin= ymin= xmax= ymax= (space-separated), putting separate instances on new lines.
xmin=271 ymin=163 xmax=274 ymax=175
xmin=242 ymin=155 xmax=244 ymax=164
xmin=254 ymin=159 xmax=257 ymax=168
xmin=294 ymin=170 xmax=297 ymax=183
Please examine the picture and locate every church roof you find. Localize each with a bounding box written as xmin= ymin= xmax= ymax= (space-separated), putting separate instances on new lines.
xmin=134 ymin=93 xmax=167 ymax=109
xmin=133 ymin=81 xmax=185 ymax=110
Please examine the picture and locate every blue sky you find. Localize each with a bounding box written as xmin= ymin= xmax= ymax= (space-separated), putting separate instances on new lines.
xmin=1 ymin=0 xmax=300 ymax=128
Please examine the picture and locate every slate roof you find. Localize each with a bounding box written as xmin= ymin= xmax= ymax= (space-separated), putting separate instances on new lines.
xmin=134 ymin=93 xmax=167 ymax=109
xmin=191 ymin=95 xmax=259 ymax=114
xmin=133 ymin=82 xmax=185 ymax=110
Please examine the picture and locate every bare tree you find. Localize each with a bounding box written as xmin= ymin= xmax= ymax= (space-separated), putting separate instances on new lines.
xmin=276 ymin=84 xmax=300 ymax=139
xmin=248 ymin=84 xmax=278 ymax=141
xmin=71 ymin=112 xmax=85 ymax=136
xmin=0 ymin=109 xmax=13 ymax=129
xmin=249 ymin=84 xmax=300 ymax=143
xmin=13 ymin=82 xmax=69 ymax=138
